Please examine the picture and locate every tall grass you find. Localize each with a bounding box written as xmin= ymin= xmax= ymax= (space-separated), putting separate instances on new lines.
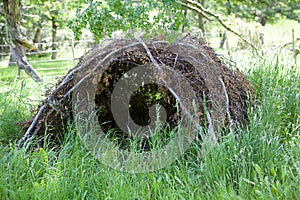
xmin=0 ymin=54 xmax=299 ymax=199
xmin=0 ymin=80 xmax=31 ymax=145
xmin=247 ymin=56 xmax=300 ymax=145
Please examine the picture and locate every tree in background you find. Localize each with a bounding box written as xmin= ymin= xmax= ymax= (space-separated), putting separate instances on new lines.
xmin=22 ymin=0 xmax=78 ymax=59
xmin=197 ymin=0 xmax=205 ymax=35
xmin=216 ymin=0 xmax=300 ymax=26
xmin=211 ymin=0 xmax=300 ymax=49
xmin=0 ymin=4 xmax=10 ymax=59
xmin=2 ymin=0 xmax=43 ymax=82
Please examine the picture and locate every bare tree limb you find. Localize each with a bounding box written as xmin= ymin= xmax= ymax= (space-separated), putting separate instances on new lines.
xmin=280 ymin=38 xmax=300 ymax=49
xmin=178 ymin=0 xmax=263 ymax=58
xmin=17 ymin=105 xmax=46 ymax=149
xmin=179 ymin=3 xmax=212 ymax=21
xmin=16 ymin=38 xmax=37 ymax=51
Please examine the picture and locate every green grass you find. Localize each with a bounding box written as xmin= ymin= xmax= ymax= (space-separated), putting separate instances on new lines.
xmin=0 ymin=53 xmax=299 ymax=199
xmin=0 ymin=33 xmax=299 ymax=199
xmin=0 ymin=81 xmax=30 ymax=144
xmin=0 ymin=56 xmax=75 ymax=146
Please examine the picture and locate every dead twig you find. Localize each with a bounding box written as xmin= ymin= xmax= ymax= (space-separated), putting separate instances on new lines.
xmin=280 ymin=38 xmax=300 ymax=49
xmin=204 ymin=108 xmax=218 ymax=149
xmin=219 ymin=77 xmax=233 ymax=133
xmin=134 ymin=34 xmax=157 ymax=64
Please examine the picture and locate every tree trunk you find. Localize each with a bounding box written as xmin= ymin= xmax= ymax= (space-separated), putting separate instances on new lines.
xmin=2 ymin=0 xmax=43 ymax=82
xmin=226 ymin=0 xmax=231 ymax=15
xmin=8 ymin=47 xmax=15 ymax=66
xmin=0 ymin=26 xmax=6 ymax=60
xmin=259 ymin=16 xmax=267 ymax=26
xmin=32 ymin=27 xmax=41 ymax=52
xmin=51 ymin=15 xmax=57 ymax=60
xmin=198 ymin=0 xmax=205 ymax=36
xmin=219 ymin=31 xmax=227 ymax=49
xmin=33 ymin=27 xmax=41 ymax=44
xmin=181 ymin=0 xmax=188 ymax=32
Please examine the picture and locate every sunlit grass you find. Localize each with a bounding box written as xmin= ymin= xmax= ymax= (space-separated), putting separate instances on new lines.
xmin=0 ymin=22 xmax=299 ymax=199
xmin=0 ymin=49 xmax=299 ymax=199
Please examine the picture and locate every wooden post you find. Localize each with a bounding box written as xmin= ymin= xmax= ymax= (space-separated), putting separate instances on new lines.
xmin=181 ymin=0 xmax=188 ymax=32
xmin=219 ymin=31 xmax=227 ymax=49
xmin=226 ymin=31 xmax=231 ymax=56
xmin=71 ymin=36 xmax=76 ymax=66
xmin=292 ymin=29 xmax=297 ymax=65
xmin=51 ymin=15 xmax=57 ymax=60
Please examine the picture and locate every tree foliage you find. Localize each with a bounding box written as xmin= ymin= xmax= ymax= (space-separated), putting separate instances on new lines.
xmin=215 ymin=0 xmax=300 ymax=25
xmin=22 ymin=0 xmax=78 ymax=36
xmin=68 ymin=0 xmax=189 ymax=42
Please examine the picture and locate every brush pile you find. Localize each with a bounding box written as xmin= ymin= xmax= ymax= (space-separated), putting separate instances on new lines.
xmin=18 ymin=36 xmax=254 ymax=149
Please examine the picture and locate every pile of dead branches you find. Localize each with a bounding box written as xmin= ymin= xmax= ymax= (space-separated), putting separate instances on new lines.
xmin=17 ymin=36 xmax=254 ymax=149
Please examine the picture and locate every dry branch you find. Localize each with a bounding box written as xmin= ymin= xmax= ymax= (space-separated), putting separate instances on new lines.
xmin=179 ymin=3 xmax=212 ymax=21
xmin=219 ymin=77 xmax=233 ymax=133
xmin=11 ymin=50 xmax=43 ymax=82
xmin=280 ymin=38 xmax=300 ymax=49
xmin=16 ymin=38 xmax=37 ymax=51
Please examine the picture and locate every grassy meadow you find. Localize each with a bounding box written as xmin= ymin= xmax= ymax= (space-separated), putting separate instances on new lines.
xmin=0 ymin=22 xmax=299 ymax=199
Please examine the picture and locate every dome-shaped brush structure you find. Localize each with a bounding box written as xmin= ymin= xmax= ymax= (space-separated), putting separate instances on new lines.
xmin=17 ymin=36 xmax=255 ymax=149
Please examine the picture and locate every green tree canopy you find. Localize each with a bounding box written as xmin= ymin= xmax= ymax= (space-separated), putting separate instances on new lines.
xmin=68 ymin=0 xmax=189 ymax=42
